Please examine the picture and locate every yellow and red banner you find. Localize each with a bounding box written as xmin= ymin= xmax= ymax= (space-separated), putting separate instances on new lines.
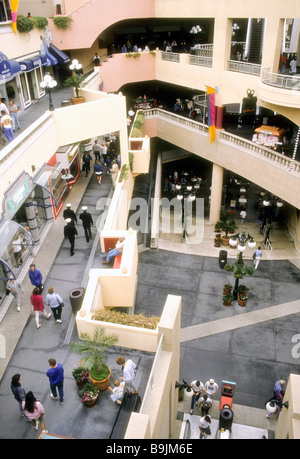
xmin=11 ymin=0 xmax=19 ymax=34
xmin=207 ymin=86 xmax=216 ymax=143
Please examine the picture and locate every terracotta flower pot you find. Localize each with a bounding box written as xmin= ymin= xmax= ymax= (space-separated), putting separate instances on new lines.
xmin=83 ymin=396 xmax=99 ymax=408
xmin=89 ymin=367 xmax=111 ymax=391
xmin=71 ymin=96 xmax=85 ymax=105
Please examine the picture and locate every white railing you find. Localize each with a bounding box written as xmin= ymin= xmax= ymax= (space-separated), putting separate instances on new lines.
xmin=190 ymin=43 xmax=213 ymax=58
xmin=144 ymin=108 xmax=209 ymax=135
xmin=161 ymin=51 xmax=180 ymax=63
xmin=143 ymin=108 xmax=300 ymax=174
xmin=220 ymin=130 xmax=300 ymax=173
xmin=261 ymin=68 xmax=300 ymax=91
xmin=139 ymin=334 xmax=164 ymax=414
xmin=189 ymin=55 xmax=213 ymax=68
xmin=228 ymin=60 xmax=261 ymax=76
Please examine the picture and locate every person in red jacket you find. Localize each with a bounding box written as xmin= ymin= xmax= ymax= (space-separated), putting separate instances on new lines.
xmin=30 ymin=287 xmax=51 ymax=329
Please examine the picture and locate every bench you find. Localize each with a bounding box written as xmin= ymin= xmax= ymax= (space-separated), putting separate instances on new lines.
xmin=113 ymin=254 xmax=122 ymax=269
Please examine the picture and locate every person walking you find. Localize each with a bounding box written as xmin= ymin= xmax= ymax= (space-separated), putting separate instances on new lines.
xmin=110 ymin=160 xmax=119 ymax=188
xmin=189 ymin=380 xmax=204 ymax=414
xmin=6 ymin=277 xmax=24 ymax=312
xmin=63 ymin=203 xmax=77 ymax=225
xmin=28 ymin=264 xmax=43 ymax=293
xmin=82 ymin=152 xmax=93 ymax=177
xmin=30 ymin=287 xmax=51 ymax=329
xmin=198 ymin=394 xmax=212 ymax=416
xmin=64 ymin=218 xmax=78 ymax=256
xmin=1 ymin=110 xmax=14 ymax=142
xmin=21 ymin=391 xmax=47 ymax=433
xmin=92 ymin=140 xmax=101 ymax=162
xmin=204 ymin=379 xmax=219 ymax=399
xmin=93 ymin=160 xmax=103 ymax=185
xmin=79 ymin=206 xmax=93 ymax=242
xmin=240 ymin=208 xmax=246 ymax=223
xmin=199 ymin=415 xmax=212 ymax=439
xmin=116 ymin=356 xmax=138 ymax=394
xmin=253 ymin=246 xmax=262 ymax=270
xmin=46 ymin=358 xmax=64 ymax=405
xmin=46 ymin=287 xmax=63 ymax=323
xmin=9 ymin=100 xmax=20 ymax=131
xmin=10 ymin=374 xmax=28 ymax=419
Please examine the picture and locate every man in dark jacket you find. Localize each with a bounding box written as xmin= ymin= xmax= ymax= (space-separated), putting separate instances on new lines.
xmin=82 ymin=152 xmax=93 ymax=177
xmin=79 ymin=206 xmax=93 ymax=243
xmin=64 ymin=218 xmax=78 ymax=256
xmin=63 ymin=203 xmax=77 ymax=225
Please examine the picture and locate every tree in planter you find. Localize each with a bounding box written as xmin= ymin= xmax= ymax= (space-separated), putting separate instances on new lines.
xmin=69 ymin=327 xmax=118 ymax=389
xmin=219 ymin=210 xmax=236 ymax=245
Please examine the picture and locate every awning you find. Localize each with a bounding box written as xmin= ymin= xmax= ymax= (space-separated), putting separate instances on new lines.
xmin=43 ymin=51 xmax=58 ymax=67
xmin=49 ymin=43 xmax=70 ymax=64
xmin=19 ymin=55 xmax=44 ymax=72
xmin=33 ymin=165 xmax=67 ymax=207
xmin=0 ymin=52 xmax=22 ymax=83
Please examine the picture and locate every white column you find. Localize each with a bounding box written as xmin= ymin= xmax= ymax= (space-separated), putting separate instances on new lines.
xmin=209 ymin=163 xmax=223 ymax=224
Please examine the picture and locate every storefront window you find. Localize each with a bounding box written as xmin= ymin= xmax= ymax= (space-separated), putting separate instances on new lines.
xmin=20 ymin=73 xmax=30 ymax=107
xmin=34 ymin=166 xmax=67 ymax=207
xmin=0 ymin=221 xmax=33 ymax=276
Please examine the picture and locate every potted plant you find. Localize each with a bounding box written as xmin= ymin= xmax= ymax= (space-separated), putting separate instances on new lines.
xmin=219 ymin=211 xmax=232 ymax=245
xmin=238 ymin=292 xmax=248 ymax=307
xmin=214 ymin=220 xmax=223 ymax=232
xmin=178 ymin=386 xmax=184 ymax=401
xmin=72 ymin=365 xmax=90 ymax=387
xmin=214 ymin=233 xmax=222 ymax=247
xmin=224 ymin=263 xmax=234 ymax=272
xmin=79 ymin=382 xmax=99 ymax=407
xmin=69 ymin=326 xmax=118 ymax=391
xmin=238 ymin=284 xmax=249 ymax=295
xmin=223 ymin=293 xmax=234 ymax=307
xmin=63 ymin=73 xmax=85 ymax=105
xmin=223 ymin=283 xmax=233 ymax=295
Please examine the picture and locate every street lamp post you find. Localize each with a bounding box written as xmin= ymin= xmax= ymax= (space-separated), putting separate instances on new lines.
xmin=40 ymin=74 xmax=57 ymax=111
xmin=176 ymin=183 xmax=196 ymax=239
xmin=229 ymin=231 xmax=256 ymax=300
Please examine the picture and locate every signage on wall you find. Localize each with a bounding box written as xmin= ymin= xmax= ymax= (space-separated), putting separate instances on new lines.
xmin=1 ymin=172 xmax=33 ymax=221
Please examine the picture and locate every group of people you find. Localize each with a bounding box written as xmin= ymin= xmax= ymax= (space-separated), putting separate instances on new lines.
xmin=10 ymin=358 xmax=65 ymax=434
xmin=189 ymin=378 xmax=219 ymax=439
xmin=82 ymin=133 xmax=120 ymax=188
xmin=0 ymin=98 xmax=20 ymax=144
xmin=63 ymin=203 xmax=94 ymax=256
xmin=10 ymin=355 xmax=138 ymax=434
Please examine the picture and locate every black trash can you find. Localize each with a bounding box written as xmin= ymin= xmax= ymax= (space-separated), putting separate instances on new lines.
xmin=219 ymin=404 xmax=234 ymax=431
xmin=69 ymin=288 xmax=85 ymax=314
xmin=219 ymin=250 xmax=228 ymax=269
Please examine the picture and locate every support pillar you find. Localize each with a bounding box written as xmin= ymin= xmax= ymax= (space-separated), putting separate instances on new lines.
xmin=209 ymin=163 xmax=224 ymax=224
xmin=24 ymin=197 xmax=40 ymax=245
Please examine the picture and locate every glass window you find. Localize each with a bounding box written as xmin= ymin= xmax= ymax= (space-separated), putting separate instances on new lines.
xmin=0 ymin=221 xmax=33 ymax=274
xmin=20 ymin=73 xmax=30 ymax=107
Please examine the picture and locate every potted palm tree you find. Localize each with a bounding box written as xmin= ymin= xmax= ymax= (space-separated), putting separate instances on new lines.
xmin=70 ymin=327 xmax=118 ymax=391
xmin=63 ymin=60 xmax=85 ymax=105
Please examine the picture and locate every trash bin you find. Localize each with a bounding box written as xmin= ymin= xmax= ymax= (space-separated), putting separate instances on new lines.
xmin=219 ymin=250 xmax=227 ymax=269
xmin=219 ymin=404 xmax=234 ymax=431
xmin=61 ymin=99 xmax=71 ymax=107
xmin=69 ymin=288 xmax=85 ymax=314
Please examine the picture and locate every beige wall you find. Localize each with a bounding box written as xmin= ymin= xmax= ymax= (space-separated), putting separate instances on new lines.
xmin=2 ymin=28 xmax=44 ymax=60
xmin=143 ymin=117 xmax=300 ymax=210
xmin=275 ymin=374 xmax=300 ymax=439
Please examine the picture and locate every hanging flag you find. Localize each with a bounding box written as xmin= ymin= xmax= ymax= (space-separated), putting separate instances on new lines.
xmin=207 ymin=86 xmax=216 ymax=143
xmin=11 ymin=0 xmax=19 ymax=34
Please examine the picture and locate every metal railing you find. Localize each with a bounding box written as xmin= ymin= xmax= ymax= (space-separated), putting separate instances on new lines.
xmin=261 ymin=68 xmax=300 ymax=91
xmin=144 ymin=108 xmax=209 ymax=134
xmin=228 ymin=60 xmax=261 ymax=76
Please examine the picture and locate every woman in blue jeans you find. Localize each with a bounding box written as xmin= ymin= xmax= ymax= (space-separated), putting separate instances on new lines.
xmin=103 ymin=236 xmax=125 ymax=264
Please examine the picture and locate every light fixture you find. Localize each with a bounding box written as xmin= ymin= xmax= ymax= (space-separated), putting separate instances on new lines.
xmin=40 ymin=73 xmax=57 ymax=111
xmin=263 ymin=198 xmax=270 ymax=206
xmin=277 ymin=200 xmax=283 ymax=207
xmin=69 ymin=59 xmax=82 ymax=72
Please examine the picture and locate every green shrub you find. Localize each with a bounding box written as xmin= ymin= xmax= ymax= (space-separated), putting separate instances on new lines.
xmin=17 ymin=16 xmax=34 ymax=33
xmin=92 ymin=309 xmax=160 ymax=330
xmin=32 ymin=16 xmax=48 ymax=30
xmin=52 ymin=16 xmax=72 ymax=30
